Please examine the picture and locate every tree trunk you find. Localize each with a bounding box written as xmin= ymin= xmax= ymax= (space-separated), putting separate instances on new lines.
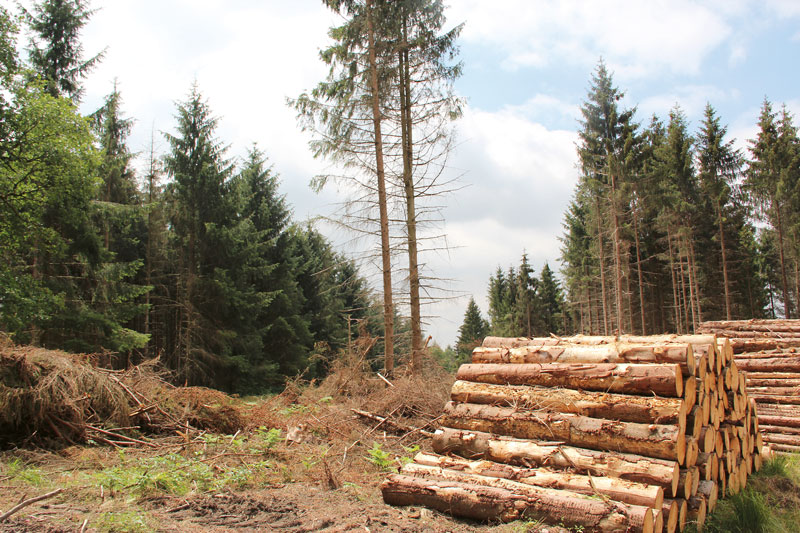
xmin=366 ymin=0 xmax=394 ymax=376
xmin=716 ymin=199 xmax=732 ymax=321
xmin=450 ymin=380 xmax=686 ymax=426
xmin=667 ymin=227 xmax=682 ymax=334
xmin=609 ymin=170 xmax=624 ymax=334
xmin=409 ymin=454 xmax=664 ymax=510
xmin=397 ymin=16 xmax=422 ymax=375
xmin=632 ymin=204 xmax=647 ymax=334
xmin=441 ymin=402 xmax=687 ymax=462
xmin=381 ymin=473 xmax=655 ymax=531
xmin=432 ymin=428 xmax=681 ymax=495
xmin=457 ymin=363 xmax=684 ymax=397
xmin=596 ymin=197 xmax=610 ymax=335
xmin=776 ymin=200 xmax=791 ymax=318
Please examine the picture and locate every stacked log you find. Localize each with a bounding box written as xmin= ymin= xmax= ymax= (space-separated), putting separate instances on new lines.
xmin=382 ymin=335 xmax=762 ymax=532
xmin=699 ymin=319 xmax=800 ymax=454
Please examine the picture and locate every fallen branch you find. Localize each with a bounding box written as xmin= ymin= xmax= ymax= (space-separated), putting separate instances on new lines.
xmin=351 ymin=408 xmax=435 ymax=438
xmin=0 ymin=489 xmax=63 ymax=522
xmin=86 ymin=426 xmax=157 ymax=448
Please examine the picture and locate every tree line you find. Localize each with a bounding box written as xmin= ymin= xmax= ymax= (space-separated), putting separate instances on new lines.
xmin=0 ymin=1 xmax=403 ymax=393
xmin=560 ymin=61 xmax=798 ymax=335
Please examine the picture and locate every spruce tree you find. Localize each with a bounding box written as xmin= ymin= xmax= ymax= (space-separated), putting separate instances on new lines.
xmin=696 ymin=103 xmax=743 ymax=320
xmin=26 ymin=0 xmax=104 ymax=101
xmin=456 ymin=297 xmax=488 ymax=363
xmin=163 ymin=85 xmax=234 ymax=383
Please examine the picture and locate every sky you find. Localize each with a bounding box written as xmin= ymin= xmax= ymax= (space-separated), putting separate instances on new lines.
xmin=16 ymin=0 xmax=800 ymax=347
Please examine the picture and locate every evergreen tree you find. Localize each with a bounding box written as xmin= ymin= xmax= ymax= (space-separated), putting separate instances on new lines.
xmin=539 ymin=263 xmax=566 ymax=335
xmin=746 ymin=99 xmax=792 ymax=317
xmin=696 ymin=103 xmax=743 ymax=320
xmin=456 ymin=297 xmax=488 ymax=363
xmin=25 ymin=0 xmax=104 ymax=101
xmin=163 ymin=85 xmax=235 ymax=383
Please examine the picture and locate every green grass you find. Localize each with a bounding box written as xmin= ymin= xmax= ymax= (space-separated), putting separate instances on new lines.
xmin=700 ymin=454 xmax=800 ymax=533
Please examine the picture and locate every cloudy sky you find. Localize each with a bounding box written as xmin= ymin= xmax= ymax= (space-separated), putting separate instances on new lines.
xmin=39 ymin=0 xmax=800 ymax=345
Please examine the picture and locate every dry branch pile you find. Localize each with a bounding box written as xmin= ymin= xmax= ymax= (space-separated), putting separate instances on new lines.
xmin=382 ymin=334 xmax=764 ymax=533
xmin=0 ymin=343 xmax=245 ymax=448
xmin=699 ymin=319 xmax=800 ymax=454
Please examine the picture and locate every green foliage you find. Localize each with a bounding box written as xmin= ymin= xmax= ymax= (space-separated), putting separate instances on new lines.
xmin=486 ymin=255 xmax=569 ymax=337
xmin=702 ymin=488 xmax=772 ymax=533
xmin=92 ymin=452 xmax=263 ymax=497
xmin=456 ymin=297 xmax=489 ymax=363
xmin=25 ymin=0 xmax=104 ymax=101
xmin=255 ymin=427 xmax=282 ymax=451
xmin=366 ymin=442 xmax=394 ymax=471
xmin=2 ymin=458 xmax=45 ymax=486
xmin=96 ymin=512 xmax=151 ymax=533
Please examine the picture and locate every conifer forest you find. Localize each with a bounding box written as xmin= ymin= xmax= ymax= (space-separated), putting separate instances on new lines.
xmin=2 ymin=0 xmax=800 ymax=392
xmin=3 ymin=1 xmax=800 ymax=532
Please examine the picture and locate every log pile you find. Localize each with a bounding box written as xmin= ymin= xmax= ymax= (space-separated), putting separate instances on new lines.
xmin=382 ymin=334 xmax=764 ymax=532
xmin=699 ymin=319 xmax=800 ymax=454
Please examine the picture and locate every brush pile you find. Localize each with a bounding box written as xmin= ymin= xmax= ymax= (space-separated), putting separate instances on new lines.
xmin=0 ymin=341 xmax=245 ymax=448
xmin=382 ymin=334 xmax=765 ymax=533
xmin=699 ymin=319 xmax=800 ymax=454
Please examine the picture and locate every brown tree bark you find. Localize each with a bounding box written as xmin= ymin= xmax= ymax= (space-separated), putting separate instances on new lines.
xmin=408 ymin=454 xmax=664 ymax=510
xmin=397 ymin=15 xmax=422 ymax=375
xmin=450 ymin=380 xmax=686 ymax=426
xmin=441 ymin=402 xmax=686 ymax=463
xmin=432 ymin=428 xmax=681 ymax=495
xmin=381 ymin=473 xmax=655 ymax=532
xmin=735 ymin=358 xmax=800 ymax=372
xmin=472 ymin=344 xmax=695 ymax=375
xmin=456 ymin=363 xmax=684 ymax=397
xmin=366 ymin=0 xmax=394 ymax=376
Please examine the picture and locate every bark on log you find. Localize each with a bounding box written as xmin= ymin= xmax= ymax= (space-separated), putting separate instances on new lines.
xmin=696 ymin=481 xmax=718 ymax=513
xmin=662 ymin=500 xmax=678 ymax=533
xmin=747 ymin=377 xmax=800 ymax=387
xmin=381 ymin=473 xmax=655 ymax=532
xmin=686 ymin=495 xmax=707 ymax=530
xmin=441 ymin=402 xmax=686 ymax=463
xmin=757 ymin=416 xmax=800 ymax=429
xmin=735 ymin=357 xmax=800 ymax=372
xmin=769 ymin=443 xmax=800 ymax=453
xmin=456 ymin=363 xmax=683 ymax=397
xmin=699 ymin=318 xmax=800 ymax=331
xmin=450 ymin=380 xmax=687 ymax=426
xmin=762 ymin=433 xmax=800 ymax=446
xmin=473 ymin=344 xmax=695 ymax=375
xmin=408 ymin=455 xmax=664 ymax=510
xmin=728 ymin=339 xmax=800 ymax=353
xmin=746 ymin=386 xmax=800 ymax=396
xmin=749 ymin=394 xmax=800 ymax=405
xmin=432 ymin=428 xmax=681 ymax=495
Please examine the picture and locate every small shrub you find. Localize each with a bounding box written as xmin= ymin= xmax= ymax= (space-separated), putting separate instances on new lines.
xmin=366 ymin=442 xmax=394 ymax=471
xmin=3 ymin=458 xmax=45 ymax=486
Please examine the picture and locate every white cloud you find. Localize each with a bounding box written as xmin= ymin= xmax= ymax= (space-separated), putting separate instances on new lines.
xmin=639 ymin=85 xmax=741 ymax=121
xmin=423 ymin=101 xmax=579 ymax=343
xmin=448 ymin=0 xmax=732 ymax=79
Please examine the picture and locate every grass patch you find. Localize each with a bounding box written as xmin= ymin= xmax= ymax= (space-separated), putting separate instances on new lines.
xmin=701 ymin=455 xmax=800 ymax=533
xmin=1 ymin=457 xmax=46 ymax=486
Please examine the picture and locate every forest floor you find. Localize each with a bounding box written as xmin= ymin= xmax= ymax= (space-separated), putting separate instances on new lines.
xmin=0 ymin=353 xmax=569 ymax=533
xmin=2 ymin=348 xmax=799 ymax=533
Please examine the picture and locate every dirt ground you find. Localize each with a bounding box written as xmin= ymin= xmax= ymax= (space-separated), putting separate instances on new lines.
xmin=0 ymin=357 xmax=570 ymax=533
